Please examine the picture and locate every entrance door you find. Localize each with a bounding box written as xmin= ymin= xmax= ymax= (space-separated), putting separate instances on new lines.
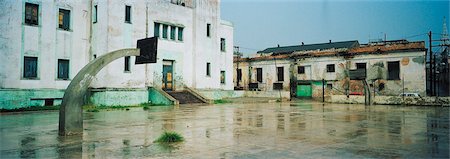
xmin=296 ymin=83 xmax=312 ymax=98
xmin=162 ymin=60 xmax=174 ymax=91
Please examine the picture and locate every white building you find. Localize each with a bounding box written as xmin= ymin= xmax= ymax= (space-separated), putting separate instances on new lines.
xmin=0 ymin=0 xmax=234 ymax=109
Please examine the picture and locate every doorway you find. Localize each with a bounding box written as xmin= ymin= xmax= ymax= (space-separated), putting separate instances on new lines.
xmin=162 ymin=60 xmax=174 ymax=91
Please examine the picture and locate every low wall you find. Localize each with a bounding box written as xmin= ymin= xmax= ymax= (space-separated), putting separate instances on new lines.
xmin=328 ymin=95 xmax=450 ymax=106
xmin=148 ymin=87 xmax=176 ymax=105
xmin=197 ymin=90 xmax=290 ymax=100
xmin=0 ymin=89 xmax=65 ymax=109
xmin=88 ymin=88 xmax=148 ymax=106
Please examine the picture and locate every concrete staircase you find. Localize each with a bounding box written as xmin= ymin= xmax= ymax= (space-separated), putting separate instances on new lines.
xmin=166 ymin=91 xmax=206 ymax=104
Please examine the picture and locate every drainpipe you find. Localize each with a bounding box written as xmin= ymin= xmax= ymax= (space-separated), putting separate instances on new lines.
xmin=322 ymin=78 xmax=325 ymax=103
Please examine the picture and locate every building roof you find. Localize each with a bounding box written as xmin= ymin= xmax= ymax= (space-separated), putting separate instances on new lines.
xmin=257 ymin=40 xmax=359 ymax=54
xmin=235 ymin=40 xmax=426 ymax=62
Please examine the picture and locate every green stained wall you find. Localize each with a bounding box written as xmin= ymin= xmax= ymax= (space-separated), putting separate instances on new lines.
xmin=89 ymin=89 xmax=148 ymax=106
xmin=148 ymin=87 xmax=174 ymax=105
xmin=0 ymin=89 xmax=65 ymax=109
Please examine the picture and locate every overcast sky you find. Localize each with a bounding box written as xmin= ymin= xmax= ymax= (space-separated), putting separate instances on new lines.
xmin=221 ymin=0 xmax=450 ymax=56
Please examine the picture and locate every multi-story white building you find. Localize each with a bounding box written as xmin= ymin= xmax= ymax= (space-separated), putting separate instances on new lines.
xmin=0 ymin=0 xmax=234 ymax=109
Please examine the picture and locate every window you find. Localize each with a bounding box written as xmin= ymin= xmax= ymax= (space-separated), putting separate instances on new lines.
xmin=206 ymin=23 xmax=211 ymax=37
xmin=23 ymin=57 xmax=38 ymax=79
xmin=93 ymin=5 xmax=98 ymax=23
xmin=256 ymin=68 xmax=263 ymax=82
xmin=125 ymin=5 xmax=131 ymax=23
xmin=298 ymin=66 xmax=305 ymax=74
xmin=162 ymin=24 xmax=168 ymax=39
xmin=170 ymin=26 xmax=176 ymax=40
xmin=220 ymin=38 xmax=226 ymax=52
xmin=58 ymin=9 xmax=70 ymax=30
xmin=356 ymin=63 xmax=366 ymax=70
xmin=237 ymin=69 xmax=242 ymax=81
xmin=220 ymin=71 xmax=225 ymax=84
xmin=277 ymin=67 xmax=284 ymax=81
xmin=387 ymin=61 xmax=400 ymax=80
xmin=57 ymin=59 xmax=69 ymax=80
xmin=25 ymin=3 xmax=39 ymax=25
xmin=154 ymin=23 xmax=160 ymax=37
xmin=327 ymin=84 xmax=333 ymax=89
xmin=206 ymin=62 xmax=211 ymax=76
xmin=124 ymin=56 xmax=130 ymax=72
xmin=326 ymin=64 xmax=335 ymax=72
xmin=178 ymin=27 xmax=183 ymax=41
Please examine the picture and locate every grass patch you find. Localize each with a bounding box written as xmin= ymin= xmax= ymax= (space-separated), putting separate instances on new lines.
xmin=154 ymin=131 xmax=184 ymax=143
xmin=214 ymin=99 xmax=232 ymax=104
xmin=83 ymin=104 xmax=135 ymax=112
xmin=1 ymin=105 xmax=60 ymax=112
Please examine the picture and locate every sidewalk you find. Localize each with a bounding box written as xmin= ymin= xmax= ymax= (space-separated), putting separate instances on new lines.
xmin=223 ymin=97 xmax=284 ymax=104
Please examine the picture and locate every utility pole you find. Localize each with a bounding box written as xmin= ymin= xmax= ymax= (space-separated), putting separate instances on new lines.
xmin=429 ymin=31 xmax=433 ymax=96
xmin=234 ymin=46 xmax=240 ymax=88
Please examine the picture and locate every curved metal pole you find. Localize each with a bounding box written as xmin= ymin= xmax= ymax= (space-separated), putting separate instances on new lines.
xmin=59 ymin=48 xmax=140 ymax=136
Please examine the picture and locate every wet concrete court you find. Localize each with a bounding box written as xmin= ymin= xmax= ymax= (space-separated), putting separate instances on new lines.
xmin=1 ymin=100 xmax=449 ymax=158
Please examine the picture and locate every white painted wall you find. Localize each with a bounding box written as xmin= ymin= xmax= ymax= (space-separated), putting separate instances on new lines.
xmin=0 ymin=0 xmax=90 ymax=89
xmin=90 ymin=0 xmax=234 ymax=91
xmin=1 ymin=0 xmax=234 ymax=92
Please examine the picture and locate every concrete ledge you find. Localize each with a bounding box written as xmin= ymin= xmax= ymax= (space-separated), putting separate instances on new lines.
xmin=328 ymin=95 xmax=450 ymax=106
xmin=88 ymin=88 xmax=147 ymax=106
xmin=0 ymin=89 xmax=65 ymax=109
xmin=149 ymin=87 xmax=178 ymax=105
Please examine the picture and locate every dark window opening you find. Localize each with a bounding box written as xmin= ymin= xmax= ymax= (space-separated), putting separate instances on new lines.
xmin=23 ymin=56 xmax=38 ymax=79
xmin=206 ymin=62 xmax=211 ymax=76
xmin=206 ymin=23 xmax=211 ymax=37
xmin=220 ymin=71 xmax=225 ymax=84
xmin=237 ymin=69 xmax=242 ymax=81
xmin=277 ymin=67 xmax=284 ymax=81
xmin=154 ymin=23 xmax=160 ymax=37
xmin=58 ymin=9 xmax=70 ymax=30
xmin=356 ymin=63 xmax=366 ymax=70
xmin=162 ymin=24 xmax=168 ymax=39
xmin=57 ymin=59 xmax=69 ymax=80
xmin=178 ymin=27 xmax=183 ymax=41
xmin=44 ymin=99 xmax=54 ymax=106
xmin=379 ymin=83 xmax=385 ymax=91
xmin=327 ymin=84 xmax=333 ymax=89
xmin=256 ymin=68 xmax=263 ymax=82
xmin=326 ymin=64 xmax=335 ymax=72
xmin=273 ymin=83 xmax=283 ymax=90
xmin=125 ymin=5 xmax=131 ymax=23
xmin=170 ymin=26 xmax=176 ymax=40
xmin=298 ymin=66 xmax=305 ymax=74
xmin=93 ymin=5 xmax=98 ymax=23
xmin=124 ymin=56 xmax=130 ymax=72
xmin=387 ymin=61 xmax=400 ymax=80
xmin=220 ymin=38 xmax=226 ymax=51
xmin=25 ymin=3 xmax=39 ymax=25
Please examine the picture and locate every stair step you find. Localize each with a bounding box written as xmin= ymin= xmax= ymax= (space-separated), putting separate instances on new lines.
xmin=166 ymin=91 xmax=205 ymax=104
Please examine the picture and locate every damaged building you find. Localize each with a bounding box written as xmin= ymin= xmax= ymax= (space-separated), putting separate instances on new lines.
xmin=234 ymin=40 xmax=427 ymax=102
xmin=0 ymin=0 xmax=234 ymax=109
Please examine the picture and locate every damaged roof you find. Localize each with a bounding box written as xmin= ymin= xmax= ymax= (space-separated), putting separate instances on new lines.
xmin=257 ymin=40 xmax=360 ymax=54
xmin=235 ymin=40 xmax=426 ymax=62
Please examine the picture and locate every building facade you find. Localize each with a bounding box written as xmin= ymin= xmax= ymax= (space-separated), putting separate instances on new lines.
xmin=0 ymin=0 xmax=234 ymax=109
xmin=234 ymin=40 xmax=427 ymax=101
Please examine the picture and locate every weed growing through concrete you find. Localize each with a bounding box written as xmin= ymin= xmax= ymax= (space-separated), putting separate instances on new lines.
xmin=0 ymin=105 xmax=60 ymax=112
xmin=154 ymin=131 xmax=184 ymax=143
xmin=214 ymin=99 xmax=232 ymax=104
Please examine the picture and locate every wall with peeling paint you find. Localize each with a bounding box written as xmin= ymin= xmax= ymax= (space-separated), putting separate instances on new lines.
xmin=295 ymin=51 xmax=426 ymax=98
xmin=234 ymin=59 xmax=291 ymax=91
xmin=0 ymin=0 xmax=90 ymax=109
xmin=0 ymin=0 xmax=234 ymax=109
